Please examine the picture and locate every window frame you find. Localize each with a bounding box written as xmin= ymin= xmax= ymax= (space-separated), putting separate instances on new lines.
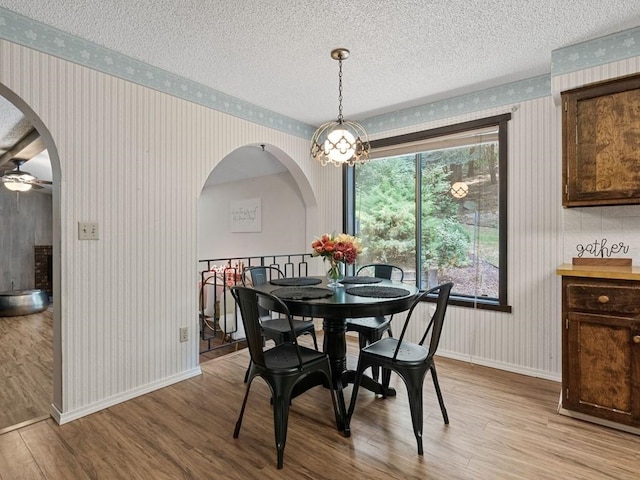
xmin=345 ymin=113 xmax=512 ymax=312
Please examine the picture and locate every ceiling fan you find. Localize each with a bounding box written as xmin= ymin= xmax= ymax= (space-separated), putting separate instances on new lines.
xmin=1 ymin=158 xmax=52 ymax=192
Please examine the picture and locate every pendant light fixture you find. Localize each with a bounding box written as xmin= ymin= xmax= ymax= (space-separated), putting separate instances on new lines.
xmin=310 ymin=48 xmax=370 ymax=167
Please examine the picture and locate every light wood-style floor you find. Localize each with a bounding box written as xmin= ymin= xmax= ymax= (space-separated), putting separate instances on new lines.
xmin=0 ymin=308 xmax=52 ymax=432
xmin=2 ymin=333 xmax=640 ymax=480
xmin=0 ymin=309 xmax=242 ymax=434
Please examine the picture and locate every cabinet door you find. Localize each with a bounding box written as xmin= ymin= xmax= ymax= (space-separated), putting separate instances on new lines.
xmin=564 ymin=312 xmax=640 ymax=426
xmin=562 ymin=74 xmax=640 ymax=207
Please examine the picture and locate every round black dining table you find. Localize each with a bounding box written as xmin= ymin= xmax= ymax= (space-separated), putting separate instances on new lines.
xmin=251 ymin=276 xmax=419 ymax=434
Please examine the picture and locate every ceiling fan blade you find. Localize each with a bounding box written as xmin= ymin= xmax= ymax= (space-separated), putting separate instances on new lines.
xmin=33 ymin=179 xmax=52 ymax=185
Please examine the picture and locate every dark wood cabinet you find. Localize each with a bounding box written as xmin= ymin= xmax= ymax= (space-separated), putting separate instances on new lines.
xmin=562 ymin=73 xmax=640 ymax=207
xmin=558 ymin=267 xmax=640 ymax=432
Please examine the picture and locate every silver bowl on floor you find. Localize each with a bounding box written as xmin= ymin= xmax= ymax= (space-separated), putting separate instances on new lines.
xmin=0 ymin=289 xmax=50 ymax=317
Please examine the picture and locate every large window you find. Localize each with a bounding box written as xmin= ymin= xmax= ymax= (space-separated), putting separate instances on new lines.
xmin=346 ymin=114 xmax=511 ymax=311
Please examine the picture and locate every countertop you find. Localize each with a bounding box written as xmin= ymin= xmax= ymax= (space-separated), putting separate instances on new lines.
xmin=556 ymin=263 xmax=640 ymax=281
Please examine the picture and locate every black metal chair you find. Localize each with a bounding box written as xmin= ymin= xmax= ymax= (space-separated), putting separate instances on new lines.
xmin=242 ymin=266 xmax=318 ymax=349
xmin=346 ymin=282 xmax=454 ymax=455
xmin=346 ymin=263 xmax=404 ymax=380
xmin=230 ymin=286 xmax=341 ymax=469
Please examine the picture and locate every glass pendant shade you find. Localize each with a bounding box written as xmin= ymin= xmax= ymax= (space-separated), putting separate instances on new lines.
xmin=311 ymin=120 xmax=369 ymax=166
xmin=325 ymin=127 xmax=356 ymax=162
xmin=450 ymin=181 xmax=469 ymax=199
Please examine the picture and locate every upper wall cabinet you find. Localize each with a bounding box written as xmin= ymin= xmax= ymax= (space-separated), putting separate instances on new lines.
xmin=562 ymin=74 xmax=640 ymax=207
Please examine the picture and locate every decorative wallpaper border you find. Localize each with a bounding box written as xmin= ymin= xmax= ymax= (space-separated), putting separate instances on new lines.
xmin=0 ymin=7 xmax=637 ymax=138
xmin=0 ymin=7 xmax=316 ymax=138
xmin=551 ymin=26 xmax=640 ymax=76
xmin=362 ymin=75 xmax=550 ymax=134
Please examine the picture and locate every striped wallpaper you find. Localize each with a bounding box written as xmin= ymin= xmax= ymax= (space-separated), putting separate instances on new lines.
xmin=0 ymin=39 xmax=341 ymax=423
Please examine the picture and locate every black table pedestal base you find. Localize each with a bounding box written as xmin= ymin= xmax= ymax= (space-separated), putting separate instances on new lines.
xmin=319 ymin=317 xmax=396 ymax=436
xmin=341 ymin=370 xmax=397 ymax=397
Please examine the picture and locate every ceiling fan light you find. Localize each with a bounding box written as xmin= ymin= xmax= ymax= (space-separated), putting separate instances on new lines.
xmin=3 ymin=171 xmax=36 ymax=183
xmin=3 ymin=181 xmax=32 ymax=192
xmin=1 ymin=160 xmax=39 ymax=191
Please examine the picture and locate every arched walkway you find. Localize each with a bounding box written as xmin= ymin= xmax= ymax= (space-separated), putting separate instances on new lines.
xmin=0 ymin=82 xmax=62 ymax=422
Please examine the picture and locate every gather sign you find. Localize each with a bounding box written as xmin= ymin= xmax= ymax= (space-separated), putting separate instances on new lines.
xmin=575 ymin=238 xmax=630 ymax=258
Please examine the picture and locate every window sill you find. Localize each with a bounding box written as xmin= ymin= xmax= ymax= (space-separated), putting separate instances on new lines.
xmin=420 ymin=293 xmax=512 ymax=313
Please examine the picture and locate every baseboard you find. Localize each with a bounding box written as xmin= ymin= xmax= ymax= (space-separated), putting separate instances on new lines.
xmin=50 ymin=366 xmax=202 ymax=425
xmin=558 ymin=407 xmax=640 ymax=436
xmin=437 ymin=350 xmax=561 ymax=382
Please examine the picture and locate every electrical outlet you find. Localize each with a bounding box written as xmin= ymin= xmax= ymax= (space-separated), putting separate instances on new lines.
xmin=78 ymin=222 xmax=99 ymax=240
xmin=179 ymin=326 xmax=188 ymax=343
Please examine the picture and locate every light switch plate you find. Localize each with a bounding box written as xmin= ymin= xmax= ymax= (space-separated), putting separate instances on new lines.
xmin=78 ymin=222 xmax=99 ymax=240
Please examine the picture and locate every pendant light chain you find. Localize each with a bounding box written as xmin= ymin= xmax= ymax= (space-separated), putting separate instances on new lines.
xmin=337 ymin=55 xmax=344 ymax=124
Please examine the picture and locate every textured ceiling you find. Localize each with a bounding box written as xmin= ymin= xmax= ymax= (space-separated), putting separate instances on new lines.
xmin=0 ymin=95 xmax=31 ymax=155
xmin=1 ymin=1 xmax=639 ymax=126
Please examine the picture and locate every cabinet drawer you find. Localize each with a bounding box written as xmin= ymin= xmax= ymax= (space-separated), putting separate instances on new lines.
xmin=566 ymin=283 xmax=640 ymax=315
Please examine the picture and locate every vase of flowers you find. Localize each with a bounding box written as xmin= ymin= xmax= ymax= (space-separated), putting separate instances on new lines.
xmin=311 ymin=233 xmax=362 ymax=287
xmin=326 ymin=257 xmax=345 ymax=286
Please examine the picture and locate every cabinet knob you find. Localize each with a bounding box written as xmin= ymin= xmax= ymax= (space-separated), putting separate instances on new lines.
xmin=597 ymin=295 xmax=609 ymax=304
xmin=633 ymin=336 xmax=640 ymax=344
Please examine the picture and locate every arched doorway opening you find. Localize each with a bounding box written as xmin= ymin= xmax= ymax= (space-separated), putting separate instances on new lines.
xmin=0 ymin=83 xmax=61 ymax=432
xmin=196 ymin=143 xmax=318 ymax=358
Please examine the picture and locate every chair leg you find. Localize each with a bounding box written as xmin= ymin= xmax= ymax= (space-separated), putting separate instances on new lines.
xmin=243 ymin=360 xmax=251 ymax=383
xmin=381 ymin=365 xmax=392 ymax=397
xmin=272 ymin=393 xmax=292 ymax=469
xmin=368 ymin=331 xmax=383 ymax=382
xmin=358 ymin=333 xmax=368 ymax=350
xmin=430 ymin=364 xmax=449 ymax=424
xmin=405 ymin=381 xmax=425 ymax=455
xmin=310 ymin=329 xmax=318 ymax=350
xmin=396 ymin=367 xmax=428 ymax=456
xmin=234 ymin=382 xmax=252 ymax=438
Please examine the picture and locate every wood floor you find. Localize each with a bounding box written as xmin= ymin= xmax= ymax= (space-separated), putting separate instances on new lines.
xmin=0 ymin=308 xmax=52 ymax=432
xmin=1 ymin=334 xmax=639 ymax=479
xmin=0 ymin=309 xmax=243 ymax=433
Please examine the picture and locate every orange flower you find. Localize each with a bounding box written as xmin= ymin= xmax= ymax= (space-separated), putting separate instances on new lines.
xmin=311 ymin=233 xmax=362 ymax=265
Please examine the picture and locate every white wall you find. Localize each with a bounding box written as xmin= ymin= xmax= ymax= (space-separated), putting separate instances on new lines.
xmin=198 ymin=171 xmax=307 ymax=259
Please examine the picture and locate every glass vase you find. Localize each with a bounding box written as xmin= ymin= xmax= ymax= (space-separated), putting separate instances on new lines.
xmin=326 ymin=260 xmax=345 ymax=287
